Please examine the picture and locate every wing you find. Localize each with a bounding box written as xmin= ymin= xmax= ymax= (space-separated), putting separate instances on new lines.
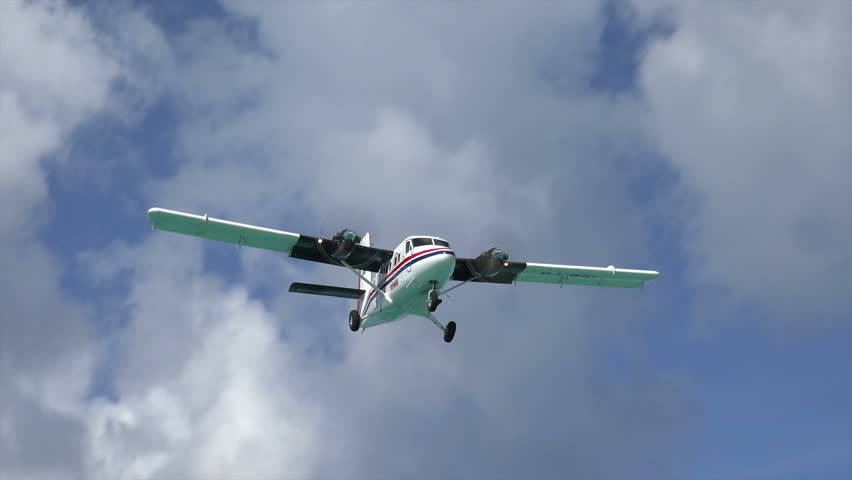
xmin=515 ymin=262 xmax=659 ymax=288
xmin=147 ymin=208 xmax=392 ymax=272
xmin=452 ymin=258 xmax=659 ymax=288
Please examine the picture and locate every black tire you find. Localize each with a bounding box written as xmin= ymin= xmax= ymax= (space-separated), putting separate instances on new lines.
xmin=443 ymin=321 xmax=456 ymax=343
xmin=349 ymin=309 xmax=361 ymax=332
xmin=427 ymin=290 xmax=440 ymax=312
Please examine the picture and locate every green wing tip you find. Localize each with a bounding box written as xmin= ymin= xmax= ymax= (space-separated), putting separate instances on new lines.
xmin=147 ymin=207 xmax=164 ymax=228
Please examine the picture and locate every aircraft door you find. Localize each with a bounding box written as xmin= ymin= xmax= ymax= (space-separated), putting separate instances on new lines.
xmin=405 ymin=240 xmax=413 ymax=273
xmin=378 ymin=260 xmax=388 ymax=288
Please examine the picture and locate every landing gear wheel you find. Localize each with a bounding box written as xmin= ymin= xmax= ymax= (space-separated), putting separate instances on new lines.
xmin=427 ymin=290 xmax=442 ymax=312
xmin=443 ymin=321 xmax=456 ymax=343
xmin=348 ymin=309 xmax=361 ymax=332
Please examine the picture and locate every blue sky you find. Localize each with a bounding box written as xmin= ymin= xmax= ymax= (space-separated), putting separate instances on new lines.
xmin=1 ymin=1 xmax=850 ymax=478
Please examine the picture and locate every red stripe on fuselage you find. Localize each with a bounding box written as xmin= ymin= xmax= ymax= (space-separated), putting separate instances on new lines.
xmin=385 ymin=247 xmax=451 ymax=280
xmin=362 ymin=246 xmax=454 ymax=313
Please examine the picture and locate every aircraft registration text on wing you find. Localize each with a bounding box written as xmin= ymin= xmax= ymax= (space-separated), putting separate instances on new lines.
xmin=147 ymin=208 xmax=661 ymax=343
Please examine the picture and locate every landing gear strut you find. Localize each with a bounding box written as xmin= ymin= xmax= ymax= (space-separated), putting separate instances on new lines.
xmin=349 ymin=309 xmax=361 ymax=332
xmin=427 ymin=312 xmax=456 ymax=343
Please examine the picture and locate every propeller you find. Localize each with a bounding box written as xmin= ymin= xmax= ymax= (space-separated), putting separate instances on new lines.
xmin=466 ymin=247 xmax=510 ymax=279
xmin=312 ymin=206 xmax=384 ymax=269
xmin=463 ymin=222 xmax=529 ymax=282
xmin=328 ymin=228 xmax=361 ymax=260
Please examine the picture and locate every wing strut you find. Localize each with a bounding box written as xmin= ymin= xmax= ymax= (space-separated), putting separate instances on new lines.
xmin=340 ymin=260 xmax=393 ymax=304
xmin=438 ymin=276 xmax=478 ymax=296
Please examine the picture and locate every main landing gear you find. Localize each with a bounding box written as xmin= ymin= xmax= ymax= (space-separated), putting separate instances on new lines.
xmin=349 ymin=309 xmax=361 ymax=331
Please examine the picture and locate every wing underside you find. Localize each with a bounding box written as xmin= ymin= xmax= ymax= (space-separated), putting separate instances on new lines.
xmin=452 ymin=258 xmax=659 ymax=288
xmin=288 ymin=235 xmax=391 ymax=272
xmin=148 ymin=207 xmax=300 ymax=252
xmin=147 ymin=208 xmax=392 ymax=272
xmin=516 ymin=263 xmax=659 ymax=288
xmin=451 ymin=259 xmax=526 ymax=284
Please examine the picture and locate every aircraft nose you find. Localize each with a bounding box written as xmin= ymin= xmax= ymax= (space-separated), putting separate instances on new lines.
xmin=434 ymin=249 xmax=456 ymax=276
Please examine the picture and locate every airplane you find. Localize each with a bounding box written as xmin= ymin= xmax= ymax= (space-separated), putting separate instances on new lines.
xmin=147 ymin=208 xmax=660 ymax=343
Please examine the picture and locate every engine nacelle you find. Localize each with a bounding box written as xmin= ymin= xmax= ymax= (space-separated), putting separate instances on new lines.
xmin=330 ymin=229 xmax=361 ymax=261
xmin=470 ymin=247 xmax=510 ymax=278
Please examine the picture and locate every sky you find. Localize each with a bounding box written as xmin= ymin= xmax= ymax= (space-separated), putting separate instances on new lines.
xmin=0 ymin=0 xmax=850 ymax=479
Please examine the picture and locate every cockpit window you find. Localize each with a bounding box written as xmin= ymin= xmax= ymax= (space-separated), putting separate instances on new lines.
xmin=433 ymin=239 xmax=450 ymax=247
xmin=411 ymin=238 xmax=433 ymax=247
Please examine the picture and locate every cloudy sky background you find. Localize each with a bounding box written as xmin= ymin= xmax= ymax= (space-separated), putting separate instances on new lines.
xmin=1 ymin=0 xmax=850 ymax=478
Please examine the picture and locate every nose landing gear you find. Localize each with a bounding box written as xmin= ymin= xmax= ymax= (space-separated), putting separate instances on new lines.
xmin=427 ymin=289 xmax=443 ymax=312
xmin=425 ymin=281 xmax=453 ymax=342
xmin=443 ymin=321 xmax=456 ymax=343
xmin=427 ymin=281 xmax=443 ymax=312
xmin=427 ymin=312 xmax=456 ymax=343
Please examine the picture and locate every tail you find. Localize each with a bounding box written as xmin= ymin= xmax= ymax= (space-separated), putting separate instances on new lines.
xmin=356 ymin=233 xmax=373 ymax=315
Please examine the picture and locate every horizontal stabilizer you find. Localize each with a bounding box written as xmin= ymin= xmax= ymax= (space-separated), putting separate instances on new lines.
xmin=288 ymin=282 xmax=365 ymax=299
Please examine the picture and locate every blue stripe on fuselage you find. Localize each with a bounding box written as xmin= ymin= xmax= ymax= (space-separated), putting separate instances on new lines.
xmin=364 ymin=249 xmax=455 ymax=309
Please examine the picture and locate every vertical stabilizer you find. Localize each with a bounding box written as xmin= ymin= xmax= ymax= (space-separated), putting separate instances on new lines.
xmin=356 ymin=233 xmax=372 ymax=314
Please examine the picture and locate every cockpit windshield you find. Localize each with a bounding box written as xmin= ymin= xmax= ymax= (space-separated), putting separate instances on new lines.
xmin=408 ymin=237 xmax=450 ymax=248
xmin=411 ymin=237 xmax=433 ymax=248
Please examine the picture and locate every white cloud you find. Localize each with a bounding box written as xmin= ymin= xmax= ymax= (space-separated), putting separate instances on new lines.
xmin=85 ymin=238 xmax=319 ymax=479
xmin=636 ymin=0 xmax=852 ymax=323
xmin=0 ymin=0 xmax=119 ymax=231
xmin=0 ymin=1 xmax=118 ymax=125
xmin=0 ymin=1 xmax=122 ymax=476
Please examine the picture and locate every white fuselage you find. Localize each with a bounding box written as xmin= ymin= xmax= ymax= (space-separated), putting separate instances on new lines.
xmin=359 ymin=237 xmax=455 ymax=329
